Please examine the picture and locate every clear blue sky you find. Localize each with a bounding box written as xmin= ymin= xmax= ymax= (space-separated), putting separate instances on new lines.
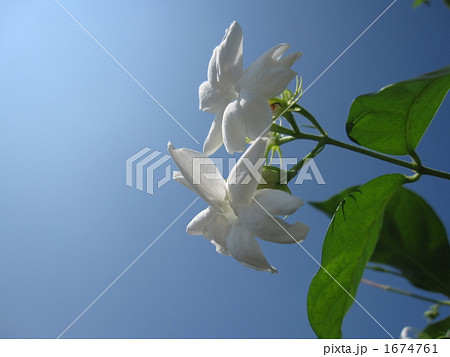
xmin=0 ymin=0 xmax=449 ymax=338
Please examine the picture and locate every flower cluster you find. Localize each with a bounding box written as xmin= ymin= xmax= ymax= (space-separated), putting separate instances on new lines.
xmin=168 ymin=21 xmax=308 ymax=273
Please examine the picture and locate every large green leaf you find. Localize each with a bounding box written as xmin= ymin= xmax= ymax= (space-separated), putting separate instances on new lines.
xmin=372 ymin=188 xmax=450 ymax=297
xmin=310 ymin=186 xmax=359 ymax=217
xmin=311 ymin=186 xmax=450 ymax=297
xmin=307 ymin=174 xmax=407 ymax=338
xmin=420 ymin=316 xmax=450 ymax=339
xmin=346 ymin=66 xmax=450 ymax=155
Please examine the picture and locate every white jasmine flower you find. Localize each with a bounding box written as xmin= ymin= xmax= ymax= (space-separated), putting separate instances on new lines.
xmin=199 ymin=21 xmax=301 ymax=155
xmin=168 ymin=137 xmax=309 ymax=273
xmin=236 ymin=43 xmax=301 ymax=99
xmin=400 ymin=326 xmax=421 ymax=339
xmin=199 ymin=21 xmax=243 ymax=156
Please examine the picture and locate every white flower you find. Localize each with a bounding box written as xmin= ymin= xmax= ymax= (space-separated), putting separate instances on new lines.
xmin=200 ymin=21 xmax=302 ymax=155
xmin=236 ymin=44 xmax=301 ymax=99
xmin=400 ymin=326 xmax=421 ymax=339
xmin=168 ymin=137 xmax=309 ymax=273
xmin=199 ymin=21 xmax=243 ymax=156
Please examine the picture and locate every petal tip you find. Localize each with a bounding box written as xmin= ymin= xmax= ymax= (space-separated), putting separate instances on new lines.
xmin=289 ymin=222 xmax=309 ymax=242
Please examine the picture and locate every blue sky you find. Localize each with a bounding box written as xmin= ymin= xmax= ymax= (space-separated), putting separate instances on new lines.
xmin=0 ymin=0 xmax=449 ymax=338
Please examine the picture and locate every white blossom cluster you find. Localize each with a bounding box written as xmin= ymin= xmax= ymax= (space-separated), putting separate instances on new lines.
xmin=169 ymin=22 xmax=308 ymax=273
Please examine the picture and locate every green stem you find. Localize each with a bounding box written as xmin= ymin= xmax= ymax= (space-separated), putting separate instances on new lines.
xmin=271 ymin=95 xmax=450 ymax=180
xmin=361 ymin=278 xmax=450 ymax=306
xmin=291 ymin=132 xmax=450 ymax=180
xmin=291 ymin=104 xmax=328 ymax=136
xmin=287 ymin=141 xmax=325 ymax=181
xmin=409 ymin=149 xmax=423 ymax=167
xmin=283 ymin=111 xmax=301 ymax=134
xmin=366 ymin=265 xmax=405 ymax=277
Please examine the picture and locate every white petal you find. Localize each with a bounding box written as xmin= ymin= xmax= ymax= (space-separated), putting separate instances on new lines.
xmin=203 ymin=105 xmax=225 ymax=156
xmin=228 ymin=136 xmax=268 ymax=206
xmin=235 ymin=203 xmax=309 ymax=244
xmin=272 ymin=43 xmax=290 ymax=60
xmin=207 ymin=21 xmax=243 ymax=91
xmin=400 ymin=326 xmax=421 ymax=339
xmin=207 ymin=47 xmax=219 ymax=89
xmin=260 ymin=66 xmax=297 ymax=99
xmin=199 ymin=81 xmax=223 ymax=113
xmin=173 ymin=170 xmax=192 ymax=191
xmin=186 ymin=206 xmax=216 ymax=235
xmin=222 ymin=100 xmax=247 ymax=154
xmin=168 ymin=143 xmax=228 ymax=209
xmin=226 ymin=221 xmax=277 ymax=273
xmin=206 ymin=210 xmax=236 ymax=256
xmin=278 ymin=51 xmax=302 ymax=68
xmin=253 ymin=189 xmax=303 ymax=216
xmin=216 ymin=21 xmax=243 ymax=87
xmin=239 ymin=88 xmax=272 ymax=140
xmin=237 ymin=43 xmax=301 ymax=99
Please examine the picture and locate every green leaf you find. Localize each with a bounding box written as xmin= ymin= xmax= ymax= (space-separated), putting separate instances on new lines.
xmin=310 ymin=186 xmax=359 ymax=218
xmin=307 ymin=174 xmax=407 ymax=338
xmin=346 ymin=66 xmax=450 ymax=155
xmin=412 ymin=0 xmax=430 ymax=8
xmin=420 ymin=316 xmax=450 ymax=339
xmin=372 ymin=188 xmax=450 ymax=297
xmin=311 ymin=186 xmax=450 ymax=297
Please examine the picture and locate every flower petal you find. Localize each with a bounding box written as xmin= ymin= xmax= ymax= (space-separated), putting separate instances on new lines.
xmin=239 ymin=88 xmax=272 ymax=140
xmin=237 ymin=43 xmax=301 ymax=99
xmin=228 ymin=136 xmax=268 ymax=206
xmin=168 ymin=143 xmax=228 ymax=209
xmin=278 ymin=51 xmax=302 ymax=68
xmin=206 ymin=210 xmax=236 ymax=256
xmin=199 ymin=81 xmax=223 ymax=113
xmin=208 ymin=21 xmax=243 ymax=91
xmin=216 ymin=21 xmax=243 ymax=87
xmin=235 ymin=202 xmax=309 ymax=244
xmin=259 ymin=65 xmax=297 ymax=99
xmin=186 ymin=206 xmax=215 ymax=235
xmin=272 ymin=43 xmax=289 ymax=60
xmin=203 ymin=105 xmax=225 ymax=156
xmin=222 ymin=99 xmax=247 ymax=154
xmin=173 ymin=170 xmax=192 ymax=191
xmin=253 ymin=189 xmax=303 ymax=216
xmin=226 ymin=220 xmax=277 ymax=273
xmin=400 ymin=326 xmax=421 ymax=339
xmin=207 ymin=47 xmax=219 ymax=89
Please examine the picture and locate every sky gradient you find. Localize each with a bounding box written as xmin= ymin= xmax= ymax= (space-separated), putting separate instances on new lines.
xmin=1 ymin=0 xmax=449 ymax=338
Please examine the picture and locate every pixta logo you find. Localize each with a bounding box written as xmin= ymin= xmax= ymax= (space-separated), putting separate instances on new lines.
xmin=126 ymin=147 xmax=325 ymax=195
xmin=126 ymin=148 xmax=171 ymax=195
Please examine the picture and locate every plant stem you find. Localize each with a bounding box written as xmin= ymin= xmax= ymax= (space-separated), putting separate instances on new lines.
xmin=283 ymin=111 xmax=301 ymax=134
xmin=291 ymin=104 xmax=328 ymax=136
xmin=366 ymin=265 xmax=405 ymax=277
xmin=287 ymin=141 xmax=325 ymax=181
xmin=291 ymin=132 xmax=450 ymax=180
xmin=361 ymin=278 xmax=450 ymax=306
